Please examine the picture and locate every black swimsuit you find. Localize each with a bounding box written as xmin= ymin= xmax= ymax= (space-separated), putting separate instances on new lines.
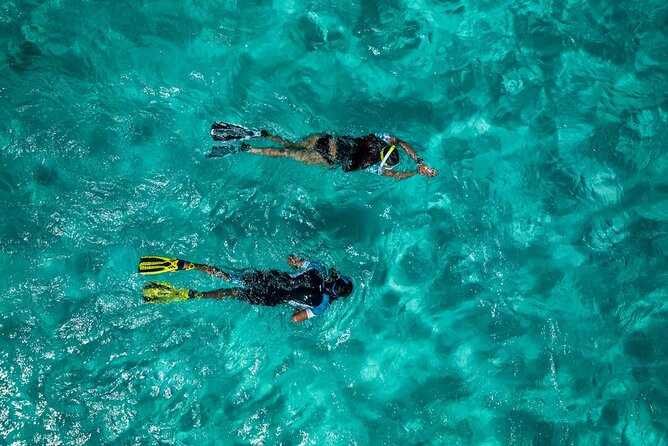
xmin=237 ymin=268 xmax=325 ymax=307
xmin=314 ymin=133 xmax=398 ymax=171
xmin=315 ymin=135 xmax=335 ymax=164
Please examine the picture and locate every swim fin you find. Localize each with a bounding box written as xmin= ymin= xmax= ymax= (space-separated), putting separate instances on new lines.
xmin=206 ymin=142 xmax=251 ymax=158
xmin=137 ymin=256 xmax=194 ymax=275
xmin=211 ymin=121 xmax=261 ymax=141
xmin=142 ymin=282 xmax=201 ymax=304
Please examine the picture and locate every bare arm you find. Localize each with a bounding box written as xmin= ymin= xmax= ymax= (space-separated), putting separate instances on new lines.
xmin=287 ymin=255 xmax=304 ymax=268
xmin=291 ymin=310 xmax=309 ymax=323
xmin=389 ymin=136 xmax=439 ymax=178
xmin=382 ymin=169 xmax=420 ymax=180
xmin=382 ymin=164 xmax=438 ymax=181
xmin=390 ymin=136 xmax=420 ymax=162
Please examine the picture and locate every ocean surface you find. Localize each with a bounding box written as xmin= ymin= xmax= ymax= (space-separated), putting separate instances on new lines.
xmin=2 ymin=0 xmax=668 ymax=444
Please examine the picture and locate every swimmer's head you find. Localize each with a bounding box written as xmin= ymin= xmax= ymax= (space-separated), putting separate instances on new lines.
xmin=331 ymin=276 xmax=353 ymax=298
xmin=380 ymin=145 xmax=400 ymax=168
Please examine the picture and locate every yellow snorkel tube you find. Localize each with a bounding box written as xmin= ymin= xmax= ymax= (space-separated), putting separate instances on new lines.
xmin=378 ymin=145 xmax=396 ymax=174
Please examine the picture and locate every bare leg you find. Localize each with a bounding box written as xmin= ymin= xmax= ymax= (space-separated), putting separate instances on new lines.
xmin=293 ymin=135 xmax=336 ymax=160
xmin=246 ymin=146 xmax=329 ymax=166
xmin=184 ymin=262 xmax=232 ymax=281
xmin=263 ymin=133 xmax=323 ymax=150
xmin=264 ymin=134 xmax=301 ymax=148
xmin=246 ymin=132 xmax=333 ymax=165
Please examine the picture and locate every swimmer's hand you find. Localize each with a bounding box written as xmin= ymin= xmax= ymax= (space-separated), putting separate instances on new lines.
xmin=287 ymin=255 xmax=304 ymax=268
xmin=291 ymin=310 xmax=308 ymax=323
xmin=418 ymin=164 xmax=438 ymax=177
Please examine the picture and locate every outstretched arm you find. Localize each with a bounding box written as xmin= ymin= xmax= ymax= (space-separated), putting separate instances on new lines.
xmin=287 ymin=255 xmax=327 ymax=277
xmin=388 ymin=136 xmax=439 ymax=178
xmin=390 ymin=136 xmax=421 ymax=162
xmin=382 ymin=169 xmax=421 ymax=180
xmin=381 ymin=164 xmax=438 ymax=180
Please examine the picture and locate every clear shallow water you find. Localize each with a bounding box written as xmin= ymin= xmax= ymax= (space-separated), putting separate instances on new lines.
xmin=2 ymin=0 xmax=668 ymax=444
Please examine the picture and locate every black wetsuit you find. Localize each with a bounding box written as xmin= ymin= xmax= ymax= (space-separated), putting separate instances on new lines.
xmin=315 ymin=133 xmax=399 ymax=171
xmin=235 ymin=265 xmax=327 ymax=309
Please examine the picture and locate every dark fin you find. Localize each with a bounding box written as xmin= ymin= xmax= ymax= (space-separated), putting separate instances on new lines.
xmin=207 ymin=145 xmax=240 ymax=158
xmin=210 ymin=122 xmax=259 ymax=141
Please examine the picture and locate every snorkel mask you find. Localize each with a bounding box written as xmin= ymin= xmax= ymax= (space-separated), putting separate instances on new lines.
xmin=331 ymin=276 xmax=353 ymax=298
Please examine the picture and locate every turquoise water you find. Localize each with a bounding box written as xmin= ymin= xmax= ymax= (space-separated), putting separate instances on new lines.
xmin=2 ymin=0 xmax=668 ymax=443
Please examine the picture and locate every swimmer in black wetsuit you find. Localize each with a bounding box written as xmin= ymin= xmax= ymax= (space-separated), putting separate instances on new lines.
xmin=167 ymin=255 xmax=353 ymax=323
xmin=210 ymin=123 xmax=438 ymax=180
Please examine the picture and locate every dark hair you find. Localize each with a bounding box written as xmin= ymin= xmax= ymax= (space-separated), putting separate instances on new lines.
xmin=381 ymin=145 xmax=400 ymax=167
xmin=342 ymin=134 xmax=399 ymax=171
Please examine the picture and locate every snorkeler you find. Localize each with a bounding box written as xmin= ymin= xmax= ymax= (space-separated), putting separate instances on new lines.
xmin=138 ymin=255 xmax=353 ymax=323
xmin=209 ymin=122 xmax=439 ymax=180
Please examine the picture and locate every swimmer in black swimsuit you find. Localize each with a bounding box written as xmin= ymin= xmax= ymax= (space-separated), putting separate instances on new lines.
xmin=212 ymin=124 xmax=438 ymax=179
xmin=147 ymin=255 xmax=353 ymax=323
